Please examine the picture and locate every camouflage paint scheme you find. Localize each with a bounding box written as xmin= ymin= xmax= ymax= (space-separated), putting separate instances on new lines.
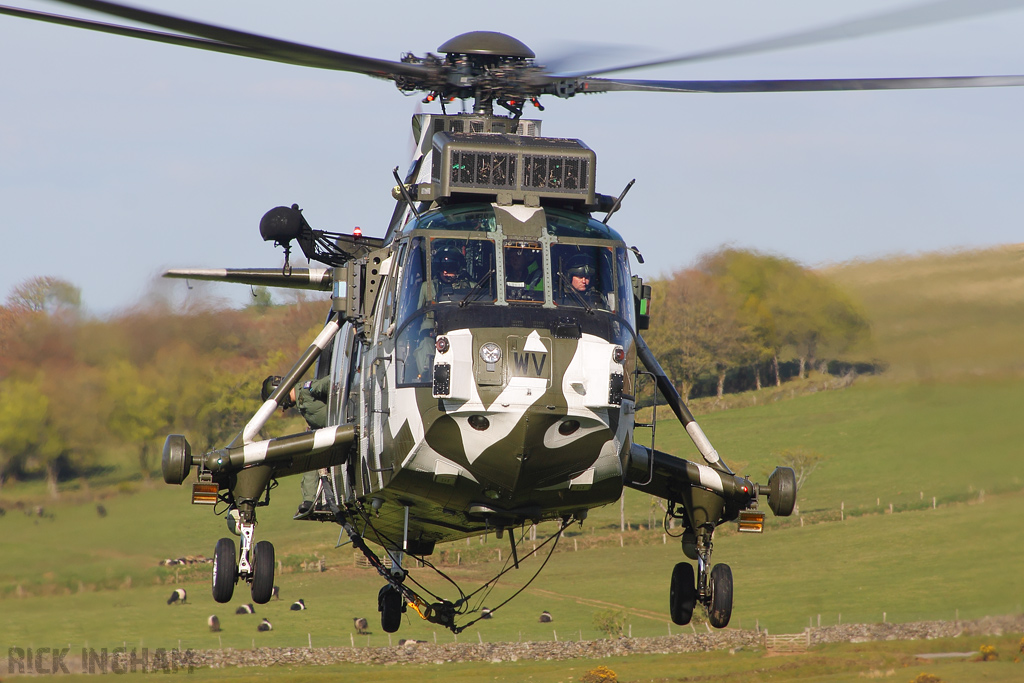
xmin=328 ymin=202 xmax=638 ymax=554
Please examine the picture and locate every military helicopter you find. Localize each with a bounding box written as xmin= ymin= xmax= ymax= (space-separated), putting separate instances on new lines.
xmin=5 ymin=0 xmax=1023 ymax=635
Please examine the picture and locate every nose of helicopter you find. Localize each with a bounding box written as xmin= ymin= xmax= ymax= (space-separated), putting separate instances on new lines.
xmin=424 ymin=329 xmax=628 ymax=501
xmin=424 ymin=402 xmax=619 ymax=506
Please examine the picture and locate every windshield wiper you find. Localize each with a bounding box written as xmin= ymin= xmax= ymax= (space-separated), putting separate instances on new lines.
xmin=459 ymin=269 xmax=494 ymax=308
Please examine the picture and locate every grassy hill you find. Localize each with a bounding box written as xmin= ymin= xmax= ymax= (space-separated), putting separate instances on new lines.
xmin=824 ymin=243 xmax=1024 ymax=379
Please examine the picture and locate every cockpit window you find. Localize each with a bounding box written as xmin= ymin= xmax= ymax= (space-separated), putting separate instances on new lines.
xmin=413 ymin=205 xmax=496 ymax=232
xmin=428 ymin=238 xmax=496 ymax=304
xmin=551 ymin=244 xmax=617 ymax=312
xmin=503 ymin=240 xmax=544 ymax=304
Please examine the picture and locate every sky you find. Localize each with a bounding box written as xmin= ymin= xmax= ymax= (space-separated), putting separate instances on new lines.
xmin=1 ymin=0 xmax=1023 ymax=316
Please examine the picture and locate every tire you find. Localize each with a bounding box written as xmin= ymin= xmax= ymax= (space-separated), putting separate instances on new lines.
xmin=669 ymin=562 xmax=697 ymax=626
xmin=212 ymin=538 xmax=237 ymax=604
xmin=251 ymin=540 xmax=276 ymax=604
xmin=708 ymin=563 xmax=733 ymax=629
xmin=378 ymin=585 xmax=404 ymax=634
xmin=768 ymin=466 xmax=797 ymax=517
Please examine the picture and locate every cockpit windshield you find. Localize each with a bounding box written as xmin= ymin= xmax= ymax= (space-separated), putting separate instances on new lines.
xmin=428 ymin=238 xmax=496 ymax=304
xmin=396 ymin=203 xmax=632 ymax=319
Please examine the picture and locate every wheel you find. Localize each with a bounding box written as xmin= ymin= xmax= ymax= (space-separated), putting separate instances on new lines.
xmin=768 ymin=466 xmax=797 ymax=517
xmin=251 ymin=540 xmax=275 ymax=604
xmin=669 ymin=562 xmax=697 ymax=626
xmin=161 ymin=435 xmax=192 ymax=485
xmin=707 ymin=563 xmax=733 ymax=629
xmin=212 ymin=538 xmax=237 ymax=603
xmin=378 ymin=585 xmax=404 ymax=634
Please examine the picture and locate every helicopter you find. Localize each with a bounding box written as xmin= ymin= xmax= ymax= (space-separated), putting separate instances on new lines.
xmin=4 ymin=0 xmax=1023 ymax=636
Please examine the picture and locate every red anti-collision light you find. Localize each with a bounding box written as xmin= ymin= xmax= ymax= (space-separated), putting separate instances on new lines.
xmin=612 ymin=347 xmax=625 ymax=364
xmin=436 ymin=336 xmax=450 ymax=354
xmin=353 ymin=226 xmax=362 ymax=238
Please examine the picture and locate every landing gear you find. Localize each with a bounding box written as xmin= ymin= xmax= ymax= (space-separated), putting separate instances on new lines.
xmin=212 ymin=487 xmax=276 ymax=605
xmin=212 ymin=537 xmax=237 ymax=603
xmin=669 ymin=526 xmax=734 ymax=629
xmin=251 ymin=540 xmax=276 ymax=604
xmin=378 ymin=585 xmax=405 ymax=633
xmin=670 ymin=562 xmax=697 ymax=625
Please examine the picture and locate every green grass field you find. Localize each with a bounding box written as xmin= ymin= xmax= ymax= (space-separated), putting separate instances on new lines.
xmin=2 ymin=375 xmax=1022 ymax=654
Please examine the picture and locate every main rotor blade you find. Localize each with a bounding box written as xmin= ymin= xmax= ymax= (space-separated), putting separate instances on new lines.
xmin=0 ymin=5 xmax=297 ymax=63
xmin=3 ymin=0 xmax=429 ymax=80
xmin=551 ymin=0 xmax=1024 ymax=79
xmin=577 ymin=74 xmax=1024 ymax=94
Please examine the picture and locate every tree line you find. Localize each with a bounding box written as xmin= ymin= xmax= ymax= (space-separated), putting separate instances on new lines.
xmin=0 ymin=250 xmax=870 ymax=495
xmin=0 ymin=277 xmax=325 ymax=496
xmin=643 ymin=248 xmax=872 ymax=400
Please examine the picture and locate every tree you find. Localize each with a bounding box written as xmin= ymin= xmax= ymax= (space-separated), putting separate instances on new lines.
xmin=702 ymin=249 xmax=788 ymax=385
xmin=6 ymin=276 xmax=81 ymax=314
xmin=647 ymin=268 xmax=758 ymax=399
xmin=772 ymin=270 xmax=870 ymax=378
xmin=702 ymin=248 xmax=870 ymax=382
xmin=646 ymin=271 xmax=715 ymax=399
xmin=0 ymin=378 xmax=52 ymax=489
xmin=775 ymin=448 xmax=825 ymax=490
xmin=247 ymin=286 xmax=274 ymax=312
xmin=105 ymin=361 xmax=172 ymax=480
xmin=0 ymin=373 xmax=99 ymax=498
xmin=39 ymin=366 xmax=106 ymax=497
xmin=592 ymin=609 xmax=627 ymax=638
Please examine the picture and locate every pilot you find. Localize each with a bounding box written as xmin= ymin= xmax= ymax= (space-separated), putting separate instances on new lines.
xmin=505 ymin=244 xmax=543 ymax=301
xmin=561 ymin=253 xmax=606 ymax=307
xmin=261 ymin=375 xmax=331 ymax=519
xmin=432 ymin=246 xmax=471 ymax=302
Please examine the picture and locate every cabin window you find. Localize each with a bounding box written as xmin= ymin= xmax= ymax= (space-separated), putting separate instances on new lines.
xmin=550 ymin=244 xmax=617 ymax=312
